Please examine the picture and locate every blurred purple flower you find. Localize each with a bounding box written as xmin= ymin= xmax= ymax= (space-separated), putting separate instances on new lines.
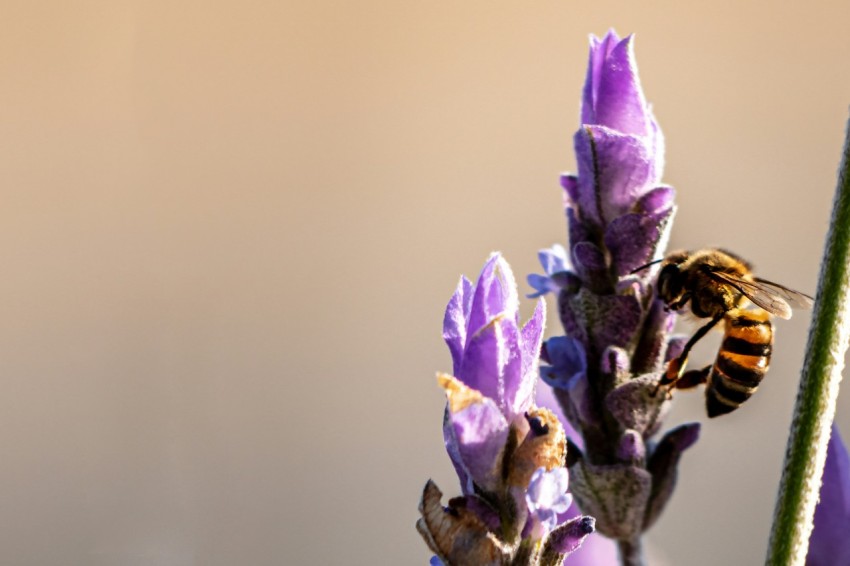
xmin=808 ymin=424 xmax=850 ymax=566
xmin=526 ymin=467 xmax=574 ymax=538
xmin=527 ymin=244 xmax=577 ymax=298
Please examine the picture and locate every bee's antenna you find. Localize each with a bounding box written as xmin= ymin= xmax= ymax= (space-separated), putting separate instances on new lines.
xmin=630 ymin=258 xmax=664 ymax=275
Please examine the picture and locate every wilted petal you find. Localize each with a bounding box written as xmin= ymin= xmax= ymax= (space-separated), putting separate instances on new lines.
xmin=643 ymin=423 xmax=701 ymax=531
xmin=808 ymin=425 xmax=850 ymax=566
xmin=417 ymin=480 xmax=509 ymax=566
xmin=509 ymin=408 xmax=567 ymax=489
xmin=439 ymin=374 xmax=510 ymax=492
xmin=443 ymin=276 xmax=475 ymax=375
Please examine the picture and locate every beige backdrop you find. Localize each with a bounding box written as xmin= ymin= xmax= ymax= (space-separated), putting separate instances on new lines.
xmin=2 ymin=1 xmax=849 ymax=565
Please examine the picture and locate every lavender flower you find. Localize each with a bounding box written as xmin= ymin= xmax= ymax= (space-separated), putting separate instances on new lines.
xmin=418 ymin=254 xmax=596 ymax=565
xmin=531 ymin=31 xmax=698 ymax=564
xmin=807 ymin=425 xmax=850 ymax=565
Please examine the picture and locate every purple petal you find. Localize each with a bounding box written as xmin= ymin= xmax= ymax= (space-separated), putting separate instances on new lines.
xmin=560 ymin=173 xmax=580 ymax=204
xmin=429 ymin=557 xmax=444 ymax=566
xmin=591 ymin=35 xmax=651 ymax=137
xmin=644 ymin=423 xmax=701 ymax=530
xmin=541 ymin=336 xmax=587 ymax=385
xmin=440 ymin=375 xmax=510 ymax=492
xmin=443 ymin=276 xmax=474 ymax=375
xmin=467 ymin=253 xmax=518 ymax=340
xmin=443 ymin=407 xmax=473 ymax=495
xmin=539 ymin=244 xmax=570 ymax=275
xmin=581 ymin=30 xmax=621 ymax=126
xmin=514 ymin=299 xmax=546 ymax=416
xmin=808 ymin=425 xmax=850 ymax=565
xmin=636 ymin=186 xmax=676 ymax=215
xmin=527 ymin=273 xmax=558 ymax=298
xmin=567 ymin=207 xmax=593 ymax=250
xmin=458 ymin=314 xmax=522 ymax=418
xmin=574 ymin=126 xmax=660 ymax=226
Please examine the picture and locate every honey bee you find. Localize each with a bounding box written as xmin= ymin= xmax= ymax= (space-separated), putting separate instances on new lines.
xmin=636 ymin=248 xmax=813 ymax=417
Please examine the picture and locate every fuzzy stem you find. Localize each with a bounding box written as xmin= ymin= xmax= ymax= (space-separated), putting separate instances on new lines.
xmin=617 ymin=538 xmax=644 ymax=566
xmin=765 ymin=114 xmax=850 ymax=565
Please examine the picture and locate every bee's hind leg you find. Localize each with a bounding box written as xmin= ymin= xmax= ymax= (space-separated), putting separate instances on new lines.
xmin=653 ymin=312 xmax=725 ymax=397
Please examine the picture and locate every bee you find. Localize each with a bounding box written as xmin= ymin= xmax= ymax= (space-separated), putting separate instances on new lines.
xmin=636 ymin=248 xmax=813 ymax=417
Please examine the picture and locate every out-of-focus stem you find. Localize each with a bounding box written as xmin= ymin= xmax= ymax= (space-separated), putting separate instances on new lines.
xmin=765 ymin=114 xmax=850 ymax=565
xmin=617 ymin=538 xmax=644 ymax=566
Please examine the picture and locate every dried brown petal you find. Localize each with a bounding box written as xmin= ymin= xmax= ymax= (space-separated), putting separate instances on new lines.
xmin=416 ymin=480 xmax=509 ymax=566
xmin=507 ymin=408 xmax=566 ymax=489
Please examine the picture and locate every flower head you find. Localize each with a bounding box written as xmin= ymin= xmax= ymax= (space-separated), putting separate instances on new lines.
xmin=530 ymin=30 xmax=698 ymax=548
xmin=419 ymin=254 xmax=596 ymax=565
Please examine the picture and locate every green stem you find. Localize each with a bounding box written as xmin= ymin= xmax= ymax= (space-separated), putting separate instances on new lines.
xmin=765 ymin=114 xmax=850 ymax=565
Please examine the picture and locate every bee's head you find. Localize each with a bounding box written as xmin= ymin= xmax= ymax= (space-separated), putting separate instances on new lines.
xmin=656 ymin=251 xmax=690 ymax=309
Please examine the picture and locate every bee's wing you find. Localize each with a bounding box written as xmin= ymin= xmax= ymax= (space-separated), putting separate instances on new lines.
xmin=706 ymin=271 xmax=811 ymax=319
xmin=752 ymin=277 xmax=815 ymax=309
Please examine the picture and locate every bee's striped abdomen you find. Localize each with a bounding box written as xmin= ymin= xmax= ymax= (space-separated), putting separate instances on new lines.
xmin=705 ymin=310 xmax=773 ymax=418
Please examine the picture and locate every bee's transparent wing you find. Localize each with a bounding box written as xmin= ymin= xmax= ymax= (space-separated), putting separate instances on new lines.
xmin=707 ymin=271 xmax=811 ymax=319
xmin=752 ymin=277 xmax=815 ymax=309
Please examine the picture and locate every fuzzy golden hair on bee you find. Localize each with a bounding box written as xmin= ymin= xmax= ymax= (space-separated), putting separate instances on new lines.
xmin=651 ymin=248 xmax=812 ymax=417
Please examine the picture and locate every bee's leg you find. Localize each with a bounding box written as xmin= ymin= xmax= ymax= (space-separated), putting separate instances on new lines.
xmin=675 ymin=366 xmax=711 ymax=390
xmin=653 ymin=313 xmax=725 ymax=396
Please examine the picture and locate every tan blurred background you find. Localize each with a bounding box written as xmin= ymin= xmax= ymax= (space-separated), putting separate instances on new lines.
xmin=1 ymin=1 xmax=849 ymax=564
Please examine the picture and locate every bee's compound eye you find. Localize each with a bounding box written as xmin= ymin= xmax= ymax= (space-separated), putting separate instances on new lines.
xmin=658 ymin=264 xmax=681 ymax=303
